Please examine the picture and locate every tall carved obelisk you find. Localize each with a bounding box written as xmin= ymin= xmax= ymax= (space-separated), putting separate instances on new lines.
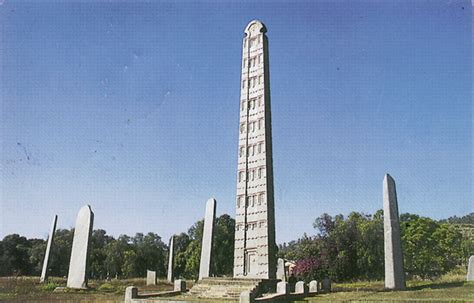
xmin=233 ymin=20 xmax=276 ymax=279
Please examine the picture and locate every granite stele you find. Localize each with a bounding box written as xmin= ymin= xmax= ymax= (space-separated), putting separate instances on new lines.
xmin=67 ymin=205 xmax=94 ymax=289
xmin=233 ymin=19 xmax=276 ymax=280
xmin=146 ymin=270 xmax=156 ymax=286
xmin=383 ymin=174 xmax=406 ymax=290
xmin=40 ymin=214 xmax=58 ymax=283
xmin=199 ymin=198 xmax=216 ymax=280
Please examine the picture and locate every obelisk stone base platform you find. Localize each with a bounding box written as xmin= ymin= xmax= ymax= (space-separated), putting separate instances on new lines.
xmin=189 ymin=277 xmax=278 ymax=299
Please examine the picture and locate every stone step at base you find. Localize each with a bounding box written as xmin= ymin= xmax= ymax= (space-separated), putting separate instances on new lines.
xmin=189 ymin=278 xmax=265 ymax=299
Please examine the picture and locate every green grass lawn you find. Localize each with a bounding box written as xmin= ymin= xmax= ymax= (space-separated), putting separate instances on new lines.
xmin=301 ymin=275 xmax=474 ymax=302
xmin=0 ymin=276 xmax=173 ymax=302
xmin=0 ymin=275 xmax=473 ymax=302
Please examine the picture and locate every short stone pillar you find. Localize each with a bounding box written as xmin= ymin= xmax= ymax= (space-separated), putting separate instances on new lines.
xmin=124 ymin=286 xmax=138 ymax=303
xmin=146 ymin=270 xmax=156 ymax=286
xmin=276 ymin=258 xmax=286 ymax=281
xmin=309 ymin=280 xmax=318 ymax=293
xmin=295 ymin=281 xmax=308 ymax=294
xmin=321 ymin=278 xmax=331 ymax=292
xmin=276 ymin=281 xmax=290 ymax=294
xmin=174 ymin=279 xmax=186 ymax=292
xmin=240 ymin=290 xmax=255 ymax=303
xmin=467 ymin=255 xmax=474 ymax=281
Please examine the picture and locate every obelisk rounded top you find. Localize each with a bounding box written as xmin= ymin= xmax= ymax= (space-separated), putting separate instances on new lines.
xmin=244 ymin=20 xmax=267 ymax=36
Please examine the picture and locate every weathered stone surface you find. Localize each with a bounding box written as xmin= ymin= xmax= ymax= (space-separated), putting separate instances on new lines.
xmin=199 ymin=198 xmax=216 ymax=280
xmin=174 ymin=279 xmax=186 ymax=292
xmin=383 ymin=174 xmax=406 ymax=290
xmin=67 ymin=205 xmax=94 ymax=289
xmin=276 ymin=258 xmax=286 ymax=281
xmin=295 ymin=281 xmax=307 ymax=294
xmin=276 ymin=281 xmax=289 ymax=294
xmin=321 ymin=278 xmax=331 ymax=292
xmin=40 ymin=215 xmax=57 ymax=283
xmin=240 ymin=290 xmax=255 ymax=303
xmin=167 ymin=235 xmax=175 ymax=282
xmin=467 ymin=255 xmax=474 ymax=281
xmin=233 ymin=20 xmax=277 ymax=279
xmin=189 ymin=277 xmax=265 ymax=299
xmin=124 ymin=286 xmax=138 ymax=303
xmin=146 ymin=270 xmax=156 ymax=286
xmin=309 ymin=280 xmax=318 ymax=293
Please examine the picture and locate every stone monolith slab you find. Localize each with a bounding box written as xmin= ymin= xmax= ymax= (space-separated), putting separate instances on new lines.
xmin=276 ymin=258 xmax=286 ymax=281
xmin=467 ymin=255 xmax=474 ymax=281
xmin=67 ymin=205 xmax=94 ymax=289
xmin=276 ymin=281 xmax=289 ymax=294
xmin=240 ymin=290 xmax=255 ymax=303
xmin=383 ymin=174 xmax=406 ymax=290
xmin=146 ymin=270 xmax=156 ymax=285
xmin=199 ymin=198 xmax=216 ymax=280
xmin=309 ymin=280 xmax=318 ymax=293
xmin=174 ymin=279 xmax=186 ymax=292
xmin=167 ymin=235 xmax=175 ymax=282
xmin=124 ymin=286 xmax=138 ymax=303
xmin=40 ymin=215 xmax=57 ymax=283
xmin=295 ymin=281 xmax=308 ymax=294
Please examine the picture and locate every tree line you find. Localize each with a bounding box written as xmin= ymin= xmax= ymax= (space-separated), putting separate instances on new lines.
xmin=279 ymin=211 xmax=473 ymax=282
xmin=0 ymin=211 xmax=472 ymax=282
xmin=0 ymin=214 xmax=234 ymax=280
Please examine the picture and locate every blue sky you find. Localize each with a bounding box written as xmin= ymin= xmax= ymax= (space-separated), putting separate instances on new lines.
xmin=1 ymin=1 xmax=472 ymax=244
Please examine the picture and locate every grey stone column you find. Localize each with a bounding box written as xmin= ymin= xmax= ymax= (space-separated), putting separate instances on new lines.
xmin=383 ymin=174 xmax=406 ymax=290
xmin=199 ymin=198 xmax=216 ymax=280
xmin=40 ymin=214 xmax=58 ymax=283
xmin=67 ymin=205 xmax=94 ymax=289
xmin=167 ymin=235 xmax=175 ymax=282
xmin=276 ymin=258 xmax=286 ymax=281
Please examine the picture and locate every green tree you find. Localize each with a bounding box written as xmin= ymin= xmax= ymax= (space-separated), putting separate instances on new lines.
xmin=104 ymin=235 xmax=131 ymax=278
xmin=401 ymin=215 xmax=464 ymax=279
xmin=28 ymin=239 xmax=46 ymax=276
xmin=212 ymin=214 xmax=235 ymax=276
xmin=0 ymin=234 xmax=31 ymax=275
xmin=49 ymin=229 xmax=73 ymax=277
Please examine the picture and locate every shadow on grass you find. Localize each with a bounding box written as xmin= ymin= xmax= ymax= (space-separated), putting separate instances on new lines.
xmin=407 ymin=281 xmax=465 ymax=291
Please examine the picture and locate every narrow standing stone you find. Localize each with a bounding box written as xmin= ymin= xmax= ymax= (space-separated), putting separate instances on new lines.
xmin=174 ymin=279 xmax=186 ymax=292
xmin=67 ymin=205 xmax=94 ymax=289
xmin=276 ymin=258 xmax=286 ymax=281
xmin=146 ymin=270 xmax=156 ymax=285
xmin=467 ymin=255 xmax=474 ymax=281
xmin=167 ymin=235 xmax=175 ymax=282
xmin=199 ymin=198 xmax=216 ymax=280
xmin=383 ymin=174 xmax=406 ymax=290
xmin=40 ymin=215 xmax=57 ymax=283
